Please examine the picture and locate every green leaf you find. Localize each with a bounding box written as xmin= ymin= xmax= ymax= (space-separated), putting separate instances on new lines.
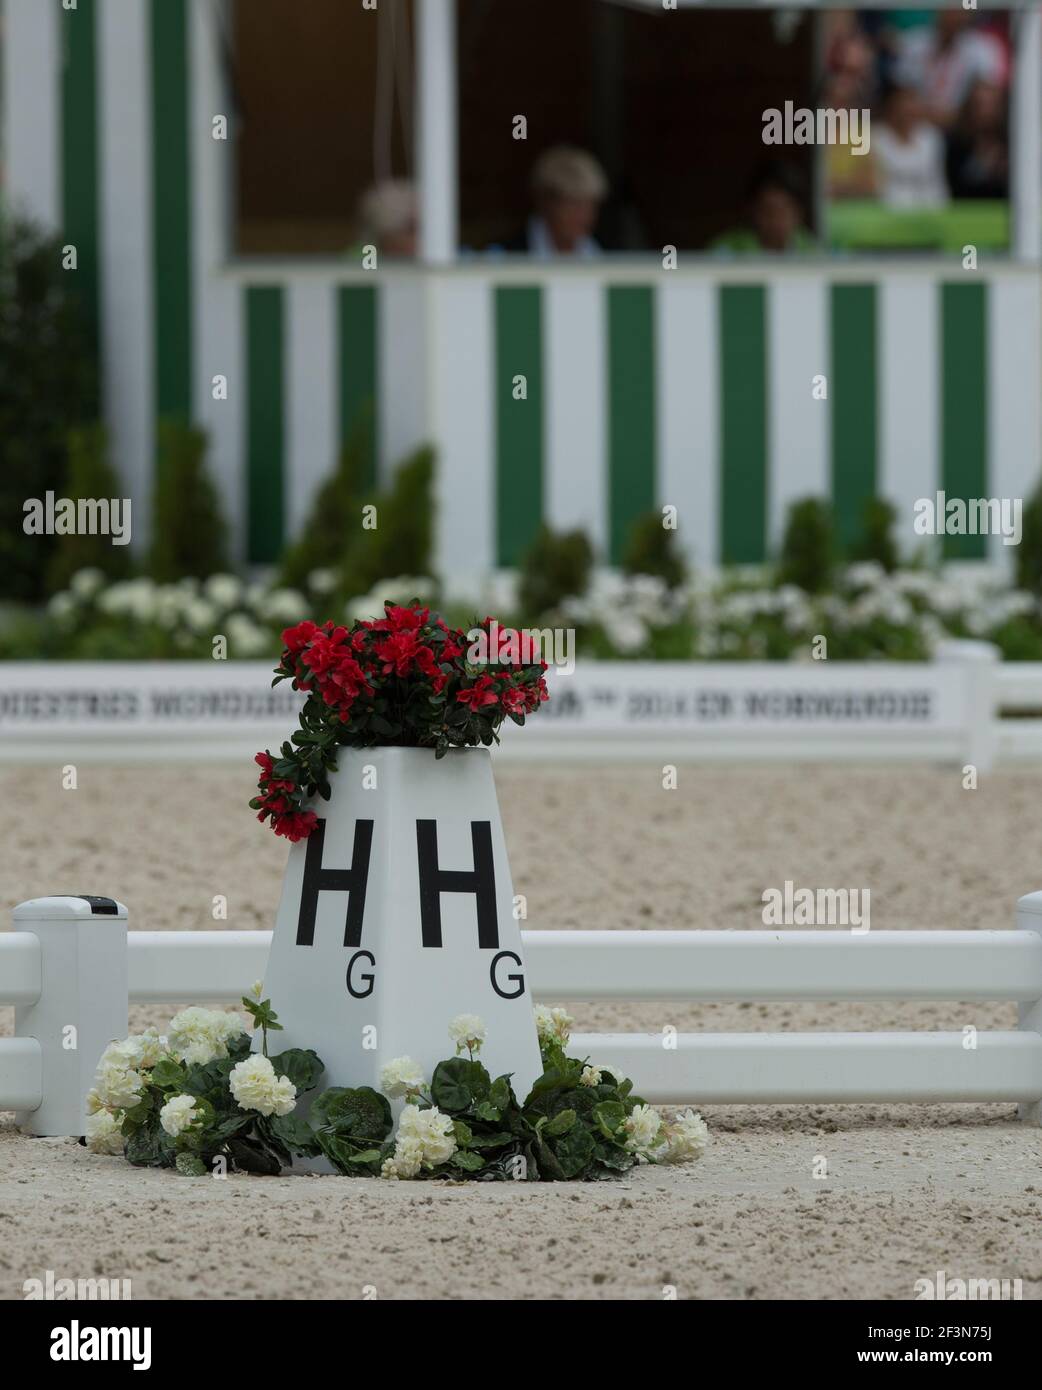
xmin=452 ymin=1120 xmax=473 ymax=1147
xmin=430 ymin=1057 xmax=491 ymax=1114
xmin=549 ymin=1124 xmax=595 ymax=1180
xmin=592 ymin=1101 xmax=627 ymax=1140
xmin=543 ymin=1108 xmax=576 ymax=1137
xmin=150 ymin=1057 xmax=186 ymax=1090
xmin=473 ymin=1100 xmax=501 ymax=1123
xmin=466 ymin=1130 xmax=515 ymax=1150
xmin=452 ymin=1150 xmax=485 ymax=1172
xmin=489 ymin=1075 xmax=515 ymax=1111
xmin=267 ymin=1112 xmax=320 ymax=1156
xmin=124 ymin=1123 xmax=176 ymax=1169
xmin=228 ymin=1136 xmax=283 ymax=1175
xmin=269 ymin=1047 xmax=324 ymax=1094
xmin=309 ymin=1086 xmax=392 ymax=1143
xmin=314 ymin=1130 xmax=384 ymax=1176
xmin=175 ymin=1152 xmax=207 ymax=1177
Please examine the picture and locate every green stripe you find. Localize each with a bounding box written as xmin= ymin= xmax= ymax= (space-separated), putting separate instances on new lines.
xmin=245 ymin=287 xmax=285 ymax=564
xmin=719 ymin=285 xmax=767 ymax=564
xmin=494 ymin=286 xmax=543 ymax=566
xmin=606 ymin=285 xmax=655 ymax=564
xmin=941 ymin=283 xmax=988 ymax=560
xmin=338 ymin=286 xmax=379 ymax=492
xmin=151 ymin=0 xmax=192 ymax=421
xmin=830 ymin=285 xmax=877 ymax=553
xmin=60 ymin=0 xmax=100 ymax=395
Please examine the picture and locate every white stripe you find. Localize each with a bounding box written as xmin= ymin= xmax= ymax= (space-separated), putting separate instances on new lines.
xmin=879 ymin=276 xmax=938 ymax=559
xmin=657 ymin=278 xmax=718 ymax=568
xmin=768 ymin=277 xmax=828 ymax=554
xmin=285 ymin=280 xmax=336 ymax=538
xmin=190 ymin=0 xmax=244 ymax=560
xmin=379 ymin=274 xmax=429 ymax=485
xmin=2 ymin=0 xmax=60 ymax=227
xmin=428 ymin=276 xmax=493 ymax=576
xmin=545 ymin=279 xmax=606 ymax=551
xmin=98 ymin=0 xmax=154 ymax=552
xmin=989 ymin=271 xmax=1041 ymax=565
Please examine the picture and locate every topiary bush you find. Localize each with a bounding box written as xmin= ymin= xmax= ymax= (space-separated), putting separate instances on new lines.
xmin=0 ymin=217 xmax=99 ymax=602
xmin=278 ymin=409 xmax=372 ymax=593
xmin=339 ymin=445 xmax=435 ymax=601
xmin=518 ymin=525 xmax=593 ymax=618
xmin=46 ymin=425 xmax=133 ymax=593
xmin=849 ymin=496 xmax=899 ymax=573
xmin=1016 ymin=477 xmax=1042 ymax=597
xmin=776 ymin=497 xmax=835 ymax=594
xmin=622 ymin=510 xmax=688 ymax=589
xmin=150 ymin=420 xmax=228 ymax=582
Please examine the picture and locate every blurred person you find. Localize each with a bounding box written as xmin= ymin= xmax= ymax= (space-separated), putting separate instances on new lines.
xmin=873 ymin=82 xmax=948 ymax=208
xmin=714 ymin=163 xmax=815 ymax=253
xmin=504 ymin=146 xmax=608 ymax=257
xmin=946 ymin=79 xmax=1008 ymax=200
xmin=822 ymin=71 xmax=879 ymax=199
xmin=895 ymin=10 xmax=1005 ymax=128
xmin=355 ymin=180 xmax=417 ymax=258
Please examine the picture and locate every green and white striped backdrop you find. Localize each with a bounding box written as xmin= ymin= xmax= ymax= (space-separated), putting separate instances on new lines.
xmin=5 ymin=0 xmax=1040 ymax=576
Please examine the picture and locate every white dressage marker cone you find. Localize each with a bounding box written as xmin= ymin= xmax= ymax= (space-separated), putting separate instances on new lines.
xmin=13 ymin=896 xmax=128 ymax=1137
xmin=263 ymin=747 xmax=543 ymax=1102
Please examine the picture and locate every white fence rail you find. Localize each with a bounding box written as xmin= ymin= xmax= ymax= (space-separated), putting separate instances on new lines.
xmin=3 ymin=894 xmax=1042 ymax=1131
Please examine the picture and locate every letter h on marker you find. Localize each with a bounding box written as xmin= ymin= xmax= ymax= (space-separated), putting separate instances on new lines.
xmin=296 ymin=818 xmax=374 ymax=946
xmin=416 ymin=820 xmax=499 ymax=948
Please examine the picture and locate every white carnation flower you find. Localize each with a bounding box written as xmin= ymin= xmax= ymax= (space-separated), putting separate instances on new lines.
xmin=46 ymin=592 xmax=76 ymax=621
xmin=658 ymin=1108 xmax=709 ymax=1164
xmin=229 ymin=1054 xmax=296 ymax=1117
xmin=69 ymin=567 xmax=106 ymax=600
xmin=203 ymin=573 xmax=243 ymax=609
xmin=388 ymin=1104 xmax=457 ymax=1177
xmin=448 ymin=1014 xmax=486 ymax=1055
xmin=579 ymin=1065 xmax=602 ymax=1087
xmin=380 ymin=1056 xmax=426 ymax=1099
xmin=117 ymin=1027 xmax=166 ymax=1072
xmin=169 ymin=1007 xmax=247 ymax=1066
xmin=85 ymin=1109 xmax=125 ymax=1156
xmin=307 ymin=567 xmax=338 ymax=595
xmin=226 ymin=613 xmax=272 ymax=657
xmin=533 ymin=1005 xmax=573 ymax=1046
xmin=159 ymin=1093 xmax=201 ymax=1138
xmin=93 ymin=1041 xmax=146 ymax=1110
xmin=623 ymin=1103 xmax=663 ymax=1154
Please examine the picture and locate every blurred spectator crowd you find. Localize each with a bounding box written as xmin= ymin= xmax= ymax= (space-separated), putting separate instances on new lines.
xmin=824 ymin=8 xmax=1010 ymax=207
xmin=355 ymin=10 xmax=1012 ymax=260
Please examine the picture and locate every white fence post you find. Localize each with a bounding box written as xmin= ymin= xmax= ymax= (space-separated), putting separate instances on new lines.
xmin=13 ymin=896 xmax=128 ymax=1137
xmin=1016 ymin=891 xmax=1042 ymax=1124
xmin=936 ymin=639 xmax=999 ymax=773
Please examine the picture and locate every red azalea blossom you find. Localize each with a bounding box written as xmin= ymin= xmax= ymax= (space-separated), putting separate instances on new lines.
xmin=456 ymin=675 xmax=499 ymax=709
xmin=252 ymin=599 xmax=548 ymax=839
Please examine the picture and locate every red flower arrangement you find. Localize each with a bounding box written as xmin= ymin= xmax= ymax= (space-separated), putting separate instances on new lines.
xmin=251 ymin=601 xmax=549 ymax=840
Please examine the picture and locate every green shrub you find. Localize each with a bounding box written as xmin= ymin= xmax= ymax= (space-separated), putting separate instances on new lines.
xmin=46 ymin=425 xmax=132 ymax=593
xmin=518 ymin=526 xmax=593 ymax=618
xmin=776 ymin=497 xmax=835 ymax=594
xmin=0 ymin=217 xmax=98 ymax=602
xmin=339 ymin=445 xmax=435 ymax=600
xmin=150 ymin=421 xmax=228 ymax=582
xmin=1016 ymin=478 xmax=1042 ymax=597
xmin=622 ymin=510 xmax=688 ymax=589
xmin=279 ymin=410 xmax=371 ymax=593
xmin=849 ymin=496 xmax=899 ymax=573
